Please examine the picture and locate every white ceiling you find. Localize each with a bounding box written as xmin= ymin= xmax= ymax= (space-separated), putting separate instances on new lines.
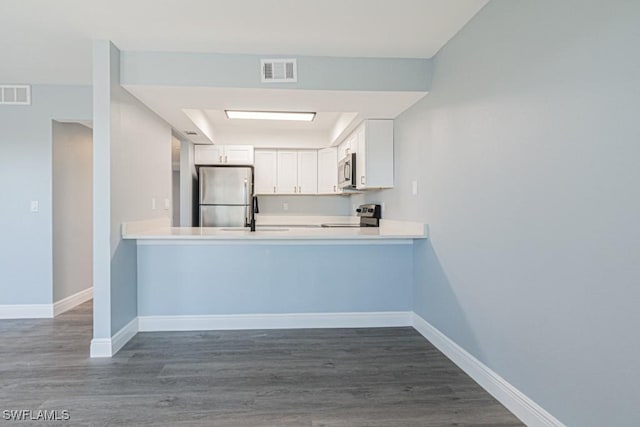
xmin=2 ymin=0 xmax=488 ymax=147
xmin=123 ymin=86 xmax=428 ymax=146
xmin=0 ymin=0 xmax=489 ymax=85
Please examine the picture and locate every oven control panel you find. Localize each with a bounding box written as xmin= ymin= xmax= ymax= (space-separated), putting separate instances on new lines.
xmin=356 ymin=204 xmax=381 ymax=227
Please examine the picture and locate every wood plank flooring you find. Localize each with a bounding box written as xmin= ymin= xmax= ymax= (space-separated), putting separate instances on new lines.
xmin=0 ymin=301 xmax=522 ymax=426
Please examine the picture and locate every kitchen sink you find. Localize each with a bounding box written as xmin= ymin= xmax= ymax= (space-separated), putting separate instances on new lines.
xmin=219 ymin=227 xmax=289 ymax=232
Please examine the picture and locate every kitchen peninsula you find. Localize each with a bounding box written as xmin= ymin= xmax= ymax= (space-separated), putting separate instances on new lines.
xmin=123 ymin=217 xmax=427 ymax=332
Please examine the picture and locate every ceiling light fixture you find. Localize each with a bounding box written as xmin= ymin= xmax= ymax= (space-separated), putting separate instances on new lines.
xmin=225 ymin=110 xmax=316 ymax=122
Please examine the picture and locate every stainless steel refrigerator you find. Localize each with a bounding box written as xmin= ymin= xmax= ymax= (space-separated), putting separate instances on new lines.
xmin=198 ymin=166 xmax=254 ymax=227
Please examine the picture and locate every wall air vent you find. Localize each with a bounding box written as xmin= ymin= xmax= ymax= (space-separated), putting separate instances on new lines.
xmin=261 ymin=59 xmax=297 ymax=83
xmin=0 ymin=85 xmax=31 ymax=105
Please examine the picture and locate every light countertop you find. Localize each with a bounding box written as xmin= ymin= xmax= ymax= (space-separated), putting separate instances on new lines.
xmin=122 ymin=217 xmax=427 ymax=243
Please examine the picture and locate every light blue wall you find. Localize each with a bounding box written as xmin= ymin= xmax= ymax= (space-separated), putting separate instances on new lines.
xmin=121 ymin=51 xmax=432 ymax=92
xmin=137 ymin=243 xmax=412 ymax=316
xmin=93 ymin=41 xmax=173 ymax=338
xmin=0 ymin=85 xmax=91 ymax=305
xmin=359 ymin=1 xmax=640 ymax=425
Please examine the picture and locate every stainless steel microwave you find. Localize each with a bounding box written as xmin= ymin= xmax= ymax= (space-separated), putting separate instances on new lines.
xmin=338 ymin=153 xmax=356 ymax=189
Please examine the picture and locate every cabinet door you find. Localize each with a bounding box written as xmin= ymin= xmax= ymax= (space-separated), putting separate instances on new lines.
xmin=224 ymin=145 xmax=254 ymax=165
xmin=338 ymin=139 xmax=351 ymax=160
xmin=254 ymin=150 xmax=277 ymax=194
xmin=276 ymin=151 xmax=298 ymax=194
xmin=317 ymin=147 xmax=338 ymax=194
xmin=297 ymin=151 xmax=318 ymax=194
xmin=355 ymin=126 xmax=367 ymax=189
xmin=194 ymin=145 xmax=224 ymax=165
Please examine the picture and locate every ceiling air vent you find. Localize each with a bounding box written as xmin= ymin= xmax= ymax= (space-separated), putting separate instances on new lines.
xmin=261 ymin=59 xmax=297 ymax=83
xmin=0 ymin=85 xmax=31 ymax=105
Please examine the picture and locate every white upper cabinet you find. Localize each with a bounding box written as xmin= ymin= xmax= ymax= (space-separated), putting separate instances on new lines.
xmin=353 ymin=120 xmax=394 ymax=190
xmin=276 ymin=150 xmax=299 ymax=194
xmin=194 ymin=145 xmax=254 ymax=165
xmin=318 ymin=147 xmax=338 ymax=194
xmin=224 ymin=145 xmax=254 ymax=165
xmin=249 ymin=120 xmax=393 ymax=196
xmin=297 ymin=150 xmax=318 ymax=194
xmin=275 ymin=150 xmax=317 ymax=195
xmin=338 ymin=138 xmax=352 ymax=160
xmin=254 ymin=150 xmax=277 ymax=194
xmin=194 ymin=145 xmax=224 ymax=165
xmin=355 ymin=126 xmax=365 ymax=186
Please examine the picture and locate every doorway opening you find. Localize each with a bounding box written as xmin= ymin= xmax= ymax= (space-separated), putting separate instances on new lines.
xmin=52 ymin=120 xmax=93 ymax=316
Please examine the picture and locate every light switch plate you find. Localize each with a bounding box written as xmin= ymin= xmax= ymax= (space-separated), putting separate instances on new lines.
xmin=30 ymin=200 xmax=39 ymax=212
xmin=151 ymin=198 xmax=156 ymax=210
xmin=283 ymin=203 xmax=289 ymax=211
xmin=412 ymin=180 xmax=418 ymax=196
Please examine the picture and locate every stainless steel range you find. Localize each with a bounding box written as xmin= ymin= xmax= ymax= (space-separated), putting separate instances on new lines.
xmin=321 ymin=204 xmax=382 ymax=228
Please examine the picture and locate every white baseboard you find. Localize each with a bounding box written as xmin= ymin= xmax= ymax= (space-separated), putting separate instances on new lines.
xmin=90 ymin=317 xmax=139 ymax=358
xmin=138 ymin=311 xmax=413 ymax=332
xmin=0 ymin=288 xmax=93 ymax=320
xmin=411 ymin=313 xmax=564 ymax=427
xmin=89 ymin=338 xmax=112 ymax=358
xmin=0 ymin=304 xmax=53 ymax=319
xmin=53 ymin=287 xmax=93 ymax=317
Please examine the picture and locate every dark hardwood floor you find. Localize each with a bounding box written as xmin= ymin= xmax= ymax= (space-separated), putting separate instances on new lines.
xmin=0 ymin=301 xmax=522 ymax=426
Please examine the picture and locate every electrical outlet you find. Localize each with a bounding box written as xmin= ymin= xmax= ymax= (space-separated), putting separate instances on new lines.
xmin=164 ymin=198 xmax=170 ymax=210
xmin=381 ymin=202 xmax=386 ymax=213
xmin=151 ymin=198 xmax=156 ymax=210
xmin=283 ymin=203 xmax=289 ymax=211
xmin=412 ymin=180 xmax=418 ymax=196
xmin=30 ymin=200 xmax=39 ymax=212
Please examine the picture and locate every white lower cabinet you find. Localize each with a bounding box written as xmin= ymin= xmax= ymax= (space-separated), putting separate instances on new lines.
xmin=318 ymin=147 xmax=338 ymax=194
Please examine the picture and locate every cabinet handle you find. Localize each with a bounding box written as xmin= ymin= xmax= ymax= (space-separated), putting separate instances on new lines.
xmin=361 ymin=176 xmax=365 ymax=185
xmin=294 ymin=186 xmax=297 ymax=193
xmin=273 ymin=186 xmax=276 ymax=193
xmin=224 ymin=155 xmax=228 ymax=163
xmin=219 ymin=155 xmax=223 ymax=163
xmin=333 ymin=185 xmax=336 ymax=192
xmin=298 ymin=186 xmax=302 ymax=193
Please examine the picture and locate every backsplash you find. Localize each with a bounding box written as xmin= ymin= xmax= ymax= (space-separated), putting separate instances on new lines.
xmin=256 ymin=195 xmax=351 ymax=216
